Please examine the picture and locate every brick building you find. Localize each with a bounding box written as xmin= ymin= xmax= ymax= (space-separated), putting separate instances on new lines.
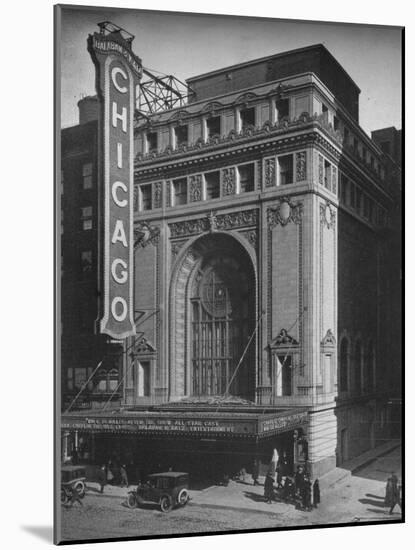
xmin=61 ymin=43 xmax=401 ymax=478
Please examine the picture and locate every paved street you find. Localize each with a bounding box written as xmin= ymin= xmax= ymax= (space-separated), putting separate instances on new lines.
xmin=60 ymin=446 xmax=402 ymax=542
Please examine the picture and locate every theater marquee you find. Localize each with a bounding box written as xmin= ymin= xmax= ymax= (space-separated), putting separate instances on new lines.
xmin=88 ymin=27 xmax=142 ymax=339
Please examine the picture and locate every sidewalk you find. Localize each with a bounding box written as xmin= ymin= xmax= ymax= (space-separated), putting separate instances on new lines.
xmin=83 ymin=440 xmax=400 ymax=517
xmin=319 ymin=439 xmax=401 ymax=490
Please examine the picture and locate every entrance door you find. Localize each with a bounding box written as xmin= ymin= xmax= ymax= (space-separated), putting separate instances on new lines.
xmin=191 ymin=255 xmax=253 ymax=398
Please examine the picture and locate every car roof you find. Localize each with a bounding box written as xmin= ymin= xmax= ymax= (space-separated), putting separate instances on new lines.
xmin=147 ymin=472 xmax=188 ymax=478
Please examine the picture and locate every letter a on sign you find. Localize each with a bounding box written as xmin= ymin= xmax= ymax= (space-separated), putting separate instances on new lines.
xmin=87 ymin=24 xmax=143 ymax=339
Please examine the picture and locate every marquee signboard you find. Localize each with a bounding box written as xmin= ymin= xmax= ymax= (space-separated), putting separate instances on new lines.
xmin=88 ymin=26 xmax=142 ymax=339
xmin=61 ymin=409 xmax=309 ymax=438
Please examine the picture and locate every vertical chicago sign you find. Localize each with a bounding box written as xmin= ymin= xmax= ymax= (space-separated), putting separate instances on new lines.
xmin=88 ymin=24 xmax=142 ymax=339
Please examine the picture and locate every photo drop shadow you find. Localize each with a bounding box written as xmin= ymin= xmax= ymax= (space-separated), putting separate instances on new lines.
xmin=21 ymin=525 xmax=53 ymax=543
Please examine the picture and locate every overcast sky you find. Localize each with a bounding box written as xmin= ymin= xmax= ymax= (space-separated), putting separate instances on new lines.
xmin=58 ymin=6 xmax=402 ymax=136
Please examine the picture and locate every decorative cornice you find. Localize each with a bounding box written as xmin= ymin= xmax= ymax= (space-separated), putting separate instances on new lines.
xmin=169 ymin=208 xmax=258 ymax=238
xmin=269 ymin=329 xmax=299 ymax=348
xmin=132 ymin=336 xmax=156 ymax=354
xmin=321 ymin=329 xmax=336 ymax=347
xmin=320 ymin=201 xmax=336 ymax=230
xmin=267 ymin=197 xmax=303 ymax=228
xmin=135 ymin=113 xmax=343 ymax=167
xmin=134 ymin=222 xmax=160 ymax=248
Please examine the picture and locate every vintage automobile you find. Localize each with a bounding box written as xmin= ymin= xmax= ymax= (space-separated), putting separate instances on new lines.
xmin=127 ymin=472 xmax=189 ymax=512
xmin=61 ymin=465 xmax=87 ymax=504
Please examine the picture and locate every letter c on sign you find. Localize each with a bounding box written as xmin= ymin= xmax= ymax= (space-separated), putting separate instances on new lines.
xmin=112 ymin=181 xmax=128 ymax=207
xmin=111 ymin=297 xmax=128 ymax=322
xmin=111 ymin=259 xmax=128 ymax=284
xmin=111 ymin=67 xmax=128 ymax=93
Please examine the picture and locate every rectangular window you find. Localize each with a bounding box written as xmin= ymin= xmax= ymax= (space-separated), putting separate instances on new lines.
xmin=278 ymin=154 xmax=293 ymax=185
xmin=174 ymin=125 xmax=188 ymax=148
xmin=173 ymin=178 xmax=187 ymax=206
xmin=276 ymin=98 xmax=289 ymax=121
xmin=363 ymin=194 xmax=370 ymax=219
xmin=147 ymin=131 xmax=158 ymax=152
xmin=140 ymin=185 xmax=152 ymax=211
xmin=333 ymin=116 xmax=339 ymax=131
xmin=81 ymin=250 xmax=92 ymax=273
xmin=322 ymin=103 xmax=328 ymax=120
xmin=206 ymin=116 xmax=221 ymax=138
xmin=238 ymin=163 xmax=255 ymax=193
xmin=205 ymin=171 xmax=220 ymax=199
xmin=67 ymin=367 xmax=74 ymax=391
xmin=340 ymin=174 xmax=348 ymax=204
xmin=137 ymin=361 xmax=150 ymax=397
xmin=343 ymin=127 xmax=349 ymax=145
xmin=353 ymin=138 xmax=359 ymax=153
xmin=324 ymin=160 xmax=331 ymax=190
xmin=362 ymin=147 xmax=367 ymax=163
xmin=277 ymin=354 xmax=292 ymax=396
xmin=355 ymin=188 xmax=362 ymax=212
xmin=82 ymin=162 xmax=93 ymax=189
xmin=81 ymin=206 xmax=93 ymax=231
xmin=74 ymin=367 xmax=87 ymax=390
xmin=349 ymin=183 xmax=355 ymax=208
xmin=240 ymin=107 xmax=255 ymax=129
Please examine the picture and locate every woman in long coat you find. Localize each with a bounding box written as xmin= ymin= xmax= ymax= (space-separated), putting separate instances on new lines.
xmin=264 ymin=474 xmax=274 ymax=503
xmin=313 ymin=479 xmax=320 ymax=508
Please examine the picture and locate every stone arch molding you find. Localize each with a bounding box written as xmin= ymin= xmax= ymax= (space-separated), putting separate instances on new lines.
xmin=169 ymin=230 xmax=258 ymax=401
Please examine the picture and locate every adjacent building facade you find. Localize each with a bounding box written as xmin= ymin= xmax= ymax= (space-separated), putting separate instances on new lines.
xmin=61 ymin=44 xmax=401 ymax=478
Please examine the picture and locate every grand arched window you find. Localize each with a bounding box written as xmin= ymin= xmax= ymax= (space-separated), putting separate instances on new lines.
xmin=190 ymin=253 xmax=254 ymax=399
xmin=339 ymin=338 xmax=349 ymax=392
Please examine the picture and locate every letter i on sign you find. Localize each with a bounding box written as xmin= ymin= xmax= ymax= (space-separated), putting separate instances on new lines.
xmin=117 ymin=143 xmax=123 ymax=169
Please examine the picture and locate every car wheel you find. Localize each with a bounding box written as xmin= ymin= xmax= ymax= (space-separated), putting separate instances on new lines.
xmin=127 ymin=493 xmax=137 ymax=509
xmin=160 ymin=494 xmax=173 ymax=513
xmin=74 ymin=481 xmax=85 ymax=498
xmin=177 ymin=489 xmax=189 ymax=506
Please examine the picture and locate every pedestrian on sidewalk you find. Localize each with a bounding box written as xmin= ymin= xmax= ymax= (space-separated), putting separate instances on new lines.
xmin=264 ymin=473 xmax=274 ymax=504
xmin=313 ymin=479 xmax=320 ymax=508
xmin=302 ymin=475 xmax=312 ymax=511
xmin=252 ymin=459 xmax=260 ymax=486
xmin=294 ymin=464 xmax=305 ymax=498
xmin=98 ymin=464 xmax=107 ymax=494
xmin=120 ymin=464 xmax=129 ymax=487
xmin=386 ymin=473 xmax=401 ymax=515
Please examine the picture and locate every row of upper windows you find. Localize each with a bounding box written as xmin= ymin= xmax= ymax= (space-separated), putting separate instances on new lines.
xmin=142 ymin=98 xmax=291 ymax=153
xmin=339 ymin=172 xmax=387 ymax=226
xmin=136 ymin=151 xmax=306 ymax=211
xmin=140 ymin=95 xmax=384 ymax=181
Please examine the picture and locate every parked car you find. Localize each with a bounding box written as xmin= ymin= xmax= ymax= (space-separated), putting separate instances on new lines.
xmin=127 ymin=472 xmax=189 ymax=512
xmin=61 ymin=465 xmax=86 ymax=504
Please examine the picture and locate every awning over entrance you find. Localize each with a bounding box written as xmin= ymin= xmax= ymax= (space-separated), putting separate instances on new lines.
xmin=61 ymin=406 xmax=308 ymax=440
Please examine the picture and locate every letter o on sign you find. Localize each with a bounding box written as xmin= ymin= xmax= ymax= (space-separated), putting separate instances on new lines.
xmin=111 ymin=297 xmax=128 ymax=322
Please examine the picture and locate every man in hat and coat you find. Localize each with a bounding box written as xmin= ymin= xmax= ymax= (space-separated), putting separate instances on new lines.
xmin=313 ymin=479 xmax=321 ymax=508
xmin=264 ymin=473 xmax=275 ymax=504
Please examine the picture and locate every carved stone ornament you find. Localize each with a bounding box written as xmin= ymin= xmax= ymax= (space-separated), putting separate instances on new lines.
xmin=222 ymin=167 xmax=236 ymax=196
xmin=296 ymin=151 xmax=307 ymax=182
xmin=264 ymin=157 xmax=276 ymax=187
xmin=242 ymin=229 xmax=258 ymax=249
xmin=189 ymin=174 xmax=203 ymax=202
xmin=318 ymin=154 xmax=324 ymax=185
xmin=153 ymin=181 xmax=162 ymax=209
xmin=267 ymin=198 xmax=303 ymax=228
xmin=270 ymin=329 xmax=299 ymax=348
xmin=320 ymin=202 xmax=336 ymax=230
xmin=169 ymin=209 xmax=258 ymax=238
xmin=133 ymin=336 xmax=156 ymax=354
xmin=171 ymin=240 xmax=187 ymax=257
xmin=134 ymin=222 xmax=160 ymax=248
xmin=321 ymin=329 xmax=336 ymax=347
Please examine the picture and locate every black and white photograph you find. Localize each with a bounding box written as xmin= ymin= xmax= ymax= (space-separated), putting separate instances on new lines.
xmin=54 ymin=3 xmax=403 ymax=544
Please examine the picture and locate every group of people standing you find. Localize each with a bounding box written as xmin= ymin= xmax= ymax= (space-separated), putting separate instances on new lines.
xmin=262 ymin=449 xmax=320 ymax=511
xmin=98 ymin=460 xmax=129 ymax=493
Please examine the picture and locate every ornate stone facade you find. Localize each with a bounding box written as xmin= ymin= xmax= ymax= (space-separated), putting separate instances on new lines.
xmin=267 ymin=198 xmax=303 ymax=228
xmin=189 ymin=174 xmax=203 ymax=202
xmin=264 ymin=157 xmax=276 ymax=187
xmin=134 ymin=222 xmax=160 ymax=248
xmin=222 ymin=167 xmax=236 ymax=196
xmin=296 ymin=151 xmax=307 ymax=181
xmin=169 ymin=209 xmax=258 ymax=238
